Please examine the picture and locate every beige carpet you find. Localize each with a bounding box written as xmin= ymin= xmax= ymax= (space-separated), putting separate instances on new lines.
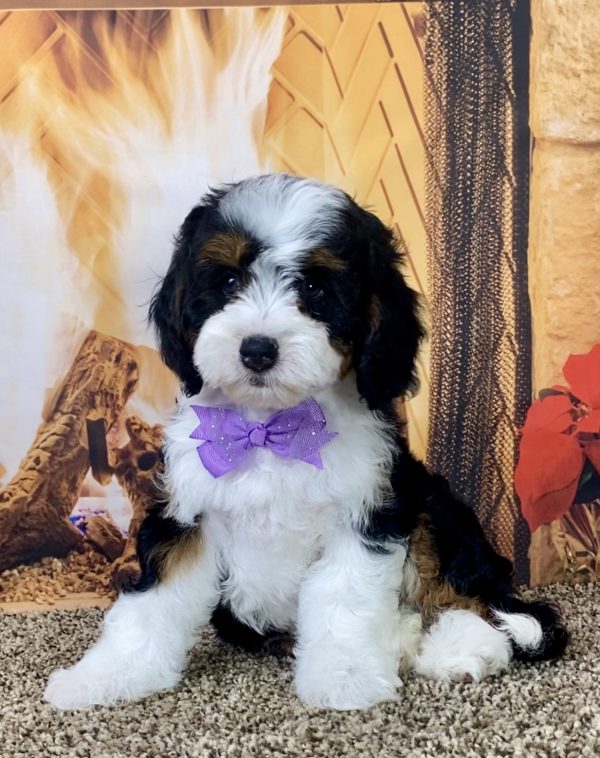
xmin=1 ymin=583 xmax=599 ymax=758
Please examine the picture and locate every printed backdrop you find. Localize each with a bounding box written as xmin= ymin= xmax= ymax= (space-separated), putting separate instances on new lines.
xmin=1 ymin=3 xmax=597 ymax=608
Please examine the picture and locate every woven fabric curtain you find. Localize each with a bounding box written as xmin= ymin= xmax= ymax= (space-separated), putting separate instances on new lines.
xmin=424 ymin=0 xmax=532 ymax=582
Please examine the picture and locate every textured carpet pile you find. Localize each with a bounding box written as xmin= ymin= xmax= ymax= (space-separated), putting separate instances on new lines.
xmin=1 ymin=583 xmax=599 ymax=757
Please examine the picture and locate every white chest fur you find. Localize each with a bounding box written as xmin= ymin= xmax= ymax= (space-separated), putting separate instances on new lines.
xmin=162 ymin=378 xmax=397 ymax=631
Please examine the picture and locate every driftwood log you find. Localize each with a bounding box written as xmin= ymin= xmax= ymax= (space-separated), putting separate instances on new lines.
xmin=0 ymin=331 xmax=139 ymax=571
xmin=85 ymin=515 xmax=126 ymax=562
xmin=110 ymin=416 xmax=164 ymax=590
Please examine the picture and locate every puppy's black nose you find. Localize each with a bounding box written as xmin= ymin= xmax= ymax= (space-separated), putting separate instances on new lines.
xmin=239 ymin=335 xmax=279 ymax=372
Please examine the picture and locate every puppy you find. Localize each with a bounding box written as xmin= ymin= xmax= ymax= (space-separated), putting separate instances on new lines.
xmin=44 ymin=174 xmax=567 ymax=711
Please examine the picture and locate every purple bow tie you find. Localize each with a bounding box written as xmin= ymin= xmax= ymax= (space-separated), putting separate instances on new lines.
xmin=189 ymin=398 xmax=337 ymax=478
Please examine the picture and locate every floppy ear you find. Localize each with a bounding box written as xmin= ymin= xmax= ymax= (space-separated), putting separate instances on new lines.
xmin=148 ymin=205 xmax=206 ymax=397
xmin=355 ymin=226 xmax=425 ymax=412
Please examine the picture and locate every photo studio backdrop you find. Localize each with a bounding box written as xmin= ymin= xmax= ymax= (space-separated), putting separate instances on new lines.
xmin=0 ymin=0 xmax=598 ymax=607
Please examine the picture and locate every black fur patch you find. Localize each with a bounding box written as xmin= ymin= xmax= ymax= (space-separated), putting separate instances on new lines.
xmin=358 ymin=441 xmax=420 ymax=552
xmin=210 ymin=603 xmax=294 ymax=658
xmin=294 ymin=202 xmax=425 ymax=412
xmin=210 ymin=603 xmax=267 ymax=653
xmin=416 ymin=474 xmax=515 ymax=603
xmin=148 ymin=190 xmax=262 ymax=397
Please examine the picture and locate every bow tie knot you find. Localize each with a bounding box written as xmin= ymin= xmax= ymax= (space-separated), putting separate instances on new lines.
xmin=189 ymin=398 xmax=337 ymax=478
xmin=248 ymin=424 xmax=268 ymax=447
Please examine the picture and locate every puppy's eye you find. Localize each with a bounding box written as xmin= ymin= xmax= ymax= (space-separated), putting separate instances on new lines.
xmin=223 ymin=274 xmax=241 ymax=297
xmin=303 ymin=279 xmax=324 ymax=300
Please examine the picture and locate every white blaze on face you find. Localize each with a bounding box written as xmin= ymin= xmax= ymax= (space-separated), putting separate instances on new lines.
xmin=219 ymin=174 xmax=347 ymax=268
xmin=193 ymin=258 xmax=343 ymax=410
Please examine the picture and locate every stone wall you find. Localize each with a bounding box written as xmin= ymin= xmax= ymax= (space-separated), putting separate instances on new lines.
xmin=529 ymin=0 xmax=600 ymax=390
xmin=528 ymin=0 xmax=600 ymax=585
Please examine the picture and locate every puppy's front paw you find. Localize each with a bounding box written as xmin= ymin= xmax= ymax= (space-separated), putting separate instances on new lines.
xmin=295 ymin=656 xmax=400 ymax=710
xmin=44 ymin=666 xmax=107 ymax=710
xmin=44 ymin=660 xmax=180 ymax=710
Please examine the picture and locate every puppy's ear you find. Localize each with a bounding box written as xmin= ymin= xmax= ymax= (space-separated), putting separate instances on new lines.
xmin=148 ymin=205 xmax=206 ymax=397
xmin=354 ymin=219 xmax=424 ymax=411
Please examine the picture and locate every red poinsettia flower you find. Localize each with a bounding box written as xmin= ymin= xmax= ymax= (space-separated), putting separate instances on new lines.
xmin=515 ymin=344 xmax=600 ymax=532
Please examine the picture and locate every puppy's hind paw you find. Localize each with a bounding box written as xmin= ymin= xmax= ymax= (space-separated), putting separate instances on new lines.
xmin=414 ymin=609 xmax=511 ymax=683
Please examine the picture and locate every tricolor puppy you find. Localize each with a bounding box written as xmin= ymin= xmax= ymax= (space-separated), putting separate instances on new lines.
xmin=45 ymin=174 xmax=567 ymax=711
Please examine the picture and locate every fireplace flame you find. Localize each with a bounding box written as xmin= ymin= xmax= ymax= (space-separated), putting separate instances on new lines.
xmin=0 ymin=8 xmax=285 ymax=483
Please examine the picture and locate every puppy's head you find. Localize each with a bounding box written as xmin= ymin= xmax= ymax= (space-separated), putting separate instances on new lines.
xmin=150 ymin=174 xmax=423 ymax=411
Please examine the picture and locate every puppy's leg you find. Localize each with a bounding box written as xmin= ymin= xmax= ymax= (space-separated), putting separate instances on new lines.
xmin=44 ymin=521 xmax=220 ymax=710
xmin=294 ymin=529 xmax=406 ymax=710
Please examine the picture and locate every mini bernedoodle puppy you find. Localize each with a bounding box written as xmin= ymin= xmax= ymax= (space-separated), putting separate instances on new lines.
xmin=45 ymin=174 xmax=567 ymax=711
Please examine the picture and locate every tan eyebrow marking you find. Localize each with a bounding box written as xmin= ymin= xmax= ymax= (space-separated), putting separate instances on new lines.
xmin=307 ymin=247 xmax=346 ymax=271
xmin=199 ymin=232 xmax=248 ymax=267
